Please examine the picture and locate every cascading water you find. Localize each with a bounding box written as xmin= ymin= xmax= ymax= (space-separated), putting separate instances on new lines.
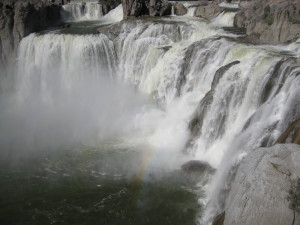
xmin=62 ymin=2 xmax=104 ymax=21
xmin=1 ymin=3 xmax=300 ymax=225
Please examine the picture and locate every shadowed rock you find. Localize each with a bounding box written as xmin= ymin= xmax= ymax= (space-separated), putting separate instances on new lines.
xmin=181 ymin=160 xmax=215 ymax=174
xmin=275 ymin=118 xmax=300 ymax=145
xmin=212 ymin=212 xmax=225 ymax=225
xmin=0 ymin=0 xmax=62 ymax=67
xmin=121 ymin=0 xmax=171 ymax=19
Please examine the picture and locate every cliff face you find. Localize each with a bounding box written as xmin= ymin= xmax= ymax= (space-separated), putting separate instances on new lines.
xmin=234 ymin=0 xmax=300 ymax=43
xmin=0 ymin=0 xmax=62 ymax=68
xmin=221 ymin=144 xmax=300 ymax=225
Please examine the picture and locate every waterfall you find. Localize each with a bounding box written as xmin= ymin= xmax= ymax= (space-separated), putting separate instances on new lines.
xmin=4 ymin=7 xmax=300 ymax=225
xmin=62 ymin=2 xmax=104 ymax=21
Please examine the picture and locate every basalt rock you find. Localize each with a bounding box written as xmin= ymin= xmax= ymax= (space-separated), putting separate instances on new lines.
xmin=121 ymin=0 xmax=171 ymax=19
xmin=181 ymin=160 xmax=215 ymax=174
xmin=194 ymin=2 xmax=224 ymax=20
xmin=121 ymin=0 xmax=149 ymax=19
xmin=146 ymin=0 xmax=172 ymax=17
xmin=223 ymin=144 xmax=300 ymax=225
xmin=275 ymin=118 xmax=300 ymax=145
xmin=0 ymin=0 xmax=62 ymax=68
xmin=99 ymin=0 xmax=121 ymax=15
xmin=173 ymin=2 xmax=187 ymax=16
xmin=234 ymin=0 xmax=300 ymax=43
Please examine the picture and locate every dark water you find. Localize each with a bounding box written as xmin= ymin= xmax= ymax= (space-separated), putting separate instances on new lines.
xmin=0 ymin=145 xmax=201 ymax=225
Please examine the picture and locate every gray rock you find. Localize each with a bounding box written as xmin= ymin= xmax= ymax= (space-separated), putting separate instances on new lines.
xmin=121 ymin=0 xmax=149 ymax=19
xmin=0 ymin=0 xmax=62 ymax=68
xmin=146 ymin=0 xmax=171 ymax=17
xmin=121 ymin=0 xmax=171 ymax=19
xmin=181 ymin=160 xmax=215 ymax=174
xmin=173 ymin=2 xmax=187 ymax=16
xmin=224 ymin=144 xmax=300 ymax=225
xmin=234 ymin=0 xmax=300 ymax=43
xmin=194 ymin=3 xmax=224 ymax=20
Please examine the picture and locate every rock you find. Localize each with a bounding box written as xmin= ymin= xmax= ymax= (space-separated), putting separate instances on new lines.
xmin=0 ymin=0 xmax=62 ymax=68
xmin=234 ymin=0 xmax=300 ymax=43
xmin=146 ymin=0 xmax=171 ymax=17
xmin=212 ymin=212 xmax=225 ymax=225
xmin=275 ymin=118 xmax=300 ymax=145
xmin=223 ymin=144 xmax=300 ymax=225
xmin=173 ymin=2 xmax=187 ymax=16
xmin=99 ymin=0 xmax=121 ymax=15
xmin=121 ymin=0 xmax=171 ymax=19
xmin=181 ymin=160 xmax=215 ymax=174
xmin=194 ymin=3 xmax=224 ymax=20
xmin=121 ymin=0 xmax=149 ymax=19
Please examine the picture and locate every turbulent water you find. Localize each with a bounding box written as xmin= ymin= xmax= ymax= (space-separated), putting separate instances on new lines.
xmin=1 ymin=2 xmax=300 ymax=225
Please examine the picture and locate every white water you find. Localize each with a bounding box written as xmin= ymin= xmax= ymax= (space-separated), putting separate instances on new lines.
xmin=62 ymin=2 xmax=104 ymax=21
xmin=2 ymin=4 xmax=300 ymax=225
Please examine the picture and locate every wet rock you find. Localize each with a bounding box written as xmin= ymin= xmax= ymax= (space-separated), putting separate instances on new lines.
xmin=181 ymin=160 xmax=215 ymax=174
xmin=147 ymin=0 xmax=172 ymax=17
xmin=223 ymin=144 xmax=300 ymax=225
xmin=121 ymin=0 xmax=149 ymax=19
xmin=0 ymin=0 xmax=62 ymax=67
xmin=173 ymin=2 xmax=187 ymax=16
xmin=234 ymin=0 xmax=300 ymax=43
xmin=98 ymin=0 xmax=121 ymax=15
xmin=121 ymin=0 xmax=171 ymax=19
xmin=275 ymin=118 xmax=300 ymax=145
xmin=212 ymin=212 xmax=225 ymax=225
xmin=194 ymin=2 xmax=224 ymax=20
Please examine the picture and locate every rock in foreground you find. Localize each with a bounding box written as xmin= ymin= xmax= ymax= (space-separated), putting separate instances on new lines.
xmin=223 ymin=144 xmax=300 ymax=225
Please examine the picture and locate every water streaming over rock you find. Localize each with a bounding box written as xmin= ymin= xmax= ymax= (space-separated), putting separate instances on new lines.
xmin=62 ymin=2 xmax=104 ymax=21
xmin=3 ymin=3 xmax=300 ymax=225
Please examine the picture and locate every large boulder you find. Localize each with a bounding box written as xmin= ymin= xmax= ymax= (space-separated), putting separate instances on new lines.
xmin=223 ymin=144 xmax=300 ymax=225
xmin=146 ymin=0 xmax=172 ymax=17
xmin=173 ymin=2 xmax=187 ymax=16
xmin=121 ymin=0 xmax=171 ymax=19
xmin=234 ymin=0 xmax=300 ymax=43
xmin=121 ymin=0 xmax=149 ymax=19
xmin=194 ymin=3 xmax=224 ymax=20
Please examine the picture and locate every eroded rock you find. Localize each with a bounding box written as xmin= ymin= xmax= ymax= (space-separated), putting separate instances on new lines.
xmin=234 ymin=0 xmax=300 ymax=43
xmin=223 ymin=144 xmax=300 ymax=225
xmin=194 ymin=3 xmax=224 ymax=20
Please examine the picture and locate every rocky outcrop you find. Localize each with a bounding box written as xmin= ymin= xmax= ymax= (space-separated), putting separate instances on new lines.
xmin=0 ymin=0 xmax=62 ymax=67
xmin=121 ymin=0 xmax=171 ymax=19
xmin=147 ymin=0 xmax=171 ymax=17
xmin=275 ymin=118 xmax=300 ymax=145
xmin=173 ymin=2 xmax=187 ymax=16
xmin=99 ymin=0 xmax=121 ymax=15
xmin=223 ymin=144 xmax=300 ymax=225
xmin=194 ymin=2 xmax=224 ymax=20
xmin=234 ymin=0 xmax=300 ymax=43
